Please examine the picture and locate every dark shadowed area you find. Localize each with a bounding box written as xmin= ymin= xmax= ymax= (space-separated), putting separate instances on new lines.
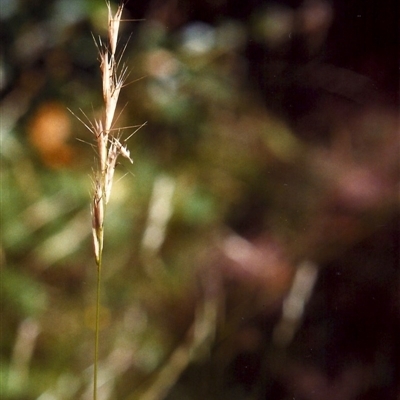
xmin=1 ymin=0 xmax=399 ymax=399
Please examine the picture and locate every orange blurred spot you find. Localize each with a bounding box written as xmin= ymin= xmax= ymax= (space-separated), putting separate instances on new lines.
xmin=28 ymin=102 xmax=74 ymax=167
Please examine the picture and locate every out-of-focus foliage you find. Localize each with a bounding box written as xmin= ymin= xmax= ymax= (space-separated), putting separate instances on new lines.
xmin=1 ymin=1 xmax=398 ymax=400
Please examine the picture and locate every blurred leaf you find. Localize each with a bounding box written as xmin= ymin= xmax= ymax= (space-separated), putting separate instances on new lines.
xmin=2 ymin=268 xmax=48 ymax=318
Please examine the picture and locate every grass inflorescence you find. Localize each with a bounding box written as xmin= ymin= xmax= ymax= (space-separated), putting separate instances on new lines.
xmin=71 ymin=2 xmax=145 ymax=398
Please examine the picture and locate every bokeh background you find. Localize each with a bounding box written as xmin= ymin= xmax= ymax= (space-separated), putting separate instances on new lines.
xmin=1 ymin=0 xmax=399 ymax=399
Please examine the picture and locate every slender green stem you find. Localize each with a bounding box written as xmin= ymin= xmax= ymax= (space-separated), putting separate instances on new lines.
xmin=94 ymin=262 xmax=101 ymax=399
xmin=94 ymin=232 xmax=103 ymax=400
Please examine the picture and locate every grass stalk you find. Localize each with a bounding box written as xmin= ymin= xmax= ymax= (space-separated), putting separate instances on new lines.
xmin=76 ymin=2 xmax=140 ymax=399
xmin=94 ymin=251 xmax=102 ymax=400
xmin=70 ymin=3 xmax=145 ymax=397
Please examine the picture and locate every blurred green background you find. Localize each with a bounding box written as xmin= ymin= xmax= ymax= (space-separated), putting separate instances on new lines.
xmin=1 ymin=0 xmax=399 ymax=399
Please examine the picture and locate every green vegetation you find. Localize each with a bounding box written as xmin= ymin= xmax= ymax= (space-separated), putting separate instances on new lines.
xmin=1 ymin=1 xmax=398 ymax=399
